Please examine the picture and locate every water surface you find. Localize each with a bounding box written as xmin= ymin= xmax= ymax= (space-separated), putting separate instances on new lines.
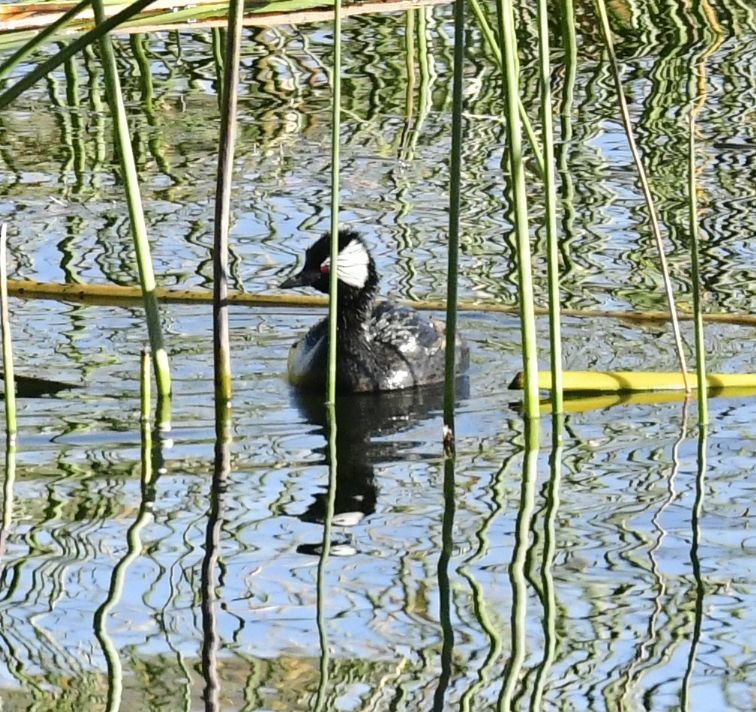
xmin=0 ymin=3 xmax=755 ymax=710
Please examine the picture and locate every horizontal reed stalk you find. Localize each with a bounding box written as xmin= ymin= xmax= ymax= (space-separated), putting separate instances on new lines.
xmin=7 ymin=279 xmax=756 ymax=327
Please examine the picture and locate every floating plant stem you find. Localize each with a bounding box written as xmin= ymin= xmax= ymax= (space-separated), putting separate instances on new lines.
xmin=9 ymin=278 xmax=756 ymax=327
xmin=594 ymin=0 xmax=689 ymax=388
xmin=443 ymin=0 xmax=465 ymax=436
xmin=326 ymin=0 xmax=343 ymax=405
xmin=93 ymin=0 xmax=171 ymax=399
xmin=495 ymin=0 xmax=540 ymax=417
xmin=0 ymin=224 xmax=16 ymax=439
xmin=536 ymin=0 xmax=563 ymax=415
xmin=213 ymin=0 xmax=244 ymax=406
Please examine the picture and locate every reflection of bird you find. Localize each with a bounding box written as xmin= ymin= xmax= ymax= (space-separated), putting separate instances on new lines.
xmin=281 ymin=229 xmax=469 ymax=392
xmin=291 ymin=383 xmax=469 ymax=557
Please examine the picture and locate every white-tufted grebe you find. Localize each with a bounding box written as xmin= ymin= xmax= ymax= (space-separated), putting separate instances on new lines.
xmin=280 ymin=229 xmax=469 ymax=392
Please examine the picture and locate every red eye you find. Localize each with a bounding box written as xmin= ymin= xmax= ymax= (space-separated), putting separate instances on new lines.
xmin=320 ymin=264 xmax=329 ymax=275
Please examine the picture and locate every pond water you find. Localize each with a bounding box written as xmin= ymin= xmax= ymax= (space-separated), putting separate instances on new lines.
xmin=0 ymin=2 xmax=755 ymax=710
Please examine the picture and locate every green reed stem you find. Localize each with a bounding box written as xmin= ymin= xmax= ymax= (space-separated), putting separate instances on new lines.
xmin=443 ymin=0 xmax=465 ymax=433
xmin=0 ymin=0 xmax=160 ymax=110
xmin=536 ymin=0 xmax=563 ymax=415
xmin=687 ymin=80 xmax=708 ymax=424
xmin=327 ymin=0 xmax=343 ymax=405
xmin=594 ymin=0 xmax=689 ymax=389
xmin=213 ymin=0 xmax=244 ymax=407
xmin=93 ymin=0 xmax=172 ymax=399
xmin=0 ymin=224 xmax=16 ymax=439
xmin=0 ymin=0 xmax=90 ymax=79
xmin=495 ymin=0 xmax=540 ymax=417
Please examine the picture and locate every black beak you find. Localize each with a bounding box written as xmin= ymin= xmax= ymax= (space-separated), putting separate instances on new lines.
xmin=280 ymin=269 xmax=317 ymax=289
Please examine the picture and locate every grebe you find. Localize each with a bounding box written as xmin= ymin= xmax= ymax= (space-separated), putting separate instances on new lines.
xmin=280 ymin=229 xmax=469 ymax=392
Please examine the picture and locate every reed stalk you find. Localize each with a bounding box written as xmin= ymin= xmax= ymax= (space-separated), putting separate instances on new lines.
xmin=0 ymin=0 xmax=89 ymax=78
xmin=326 ymin=0 xmax=343 ymax=405
xmin=213 ymin=0 xmax=244 ymax=406
xmin=495 ymin=0 xmax=540 ymax=417
xmin=536 ymin=0 xmax=562 ymax=415
xmin=0 ymin=0 xmax=160 ymax=110
xmin=93 ymin=0 xmax=171 ymax=398
xmin=0 ymin=224 xmax=16 ymax=439
xmin=594 ymin=0 xmax=689 ymax=388
xmin=687 ymin=70 xmax=708 ymax=425
xmin=443 ymin=0 xmax=465 ymax=436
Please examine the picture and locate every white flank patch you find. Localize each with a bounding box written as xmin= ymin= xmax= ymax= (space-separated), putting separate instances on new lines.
xmin=288 ymin=333 xmax=324 ymax=385
xmin=322 ymin=239 xmax=370 ymax=288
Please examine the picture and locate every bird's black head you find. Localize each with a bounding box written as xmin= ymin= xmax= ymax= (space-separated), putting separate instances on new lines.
xmin=281 ymin=230 xmax=378 ymax=302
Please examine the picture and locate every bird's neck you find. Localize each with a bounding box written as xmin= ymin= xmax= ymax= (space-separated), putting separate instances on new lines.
xmin=336 ymin=284 xmax=376 ymax=331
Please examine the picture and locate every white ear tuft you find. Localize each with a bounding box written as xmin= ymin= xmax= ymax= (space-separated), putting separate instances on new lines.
xmin=323 ymin=239 xmax=370 ymax=288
